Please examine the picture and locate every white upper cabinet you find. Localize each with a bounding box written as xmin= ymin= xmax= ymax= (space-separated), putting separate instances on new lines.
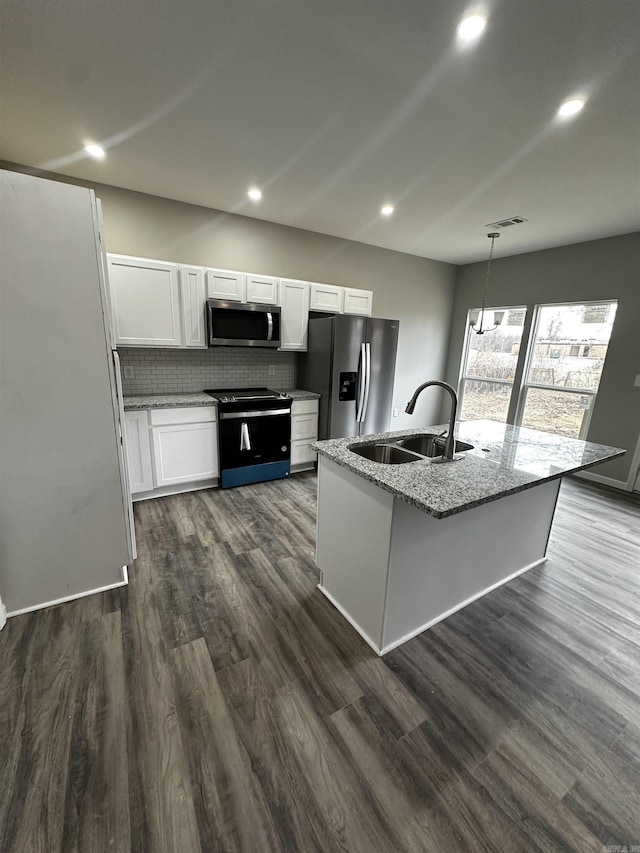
xmin=246 ymin=274 xmax=279 ymax=305
xmin=343 ymin=287 xmax=373 ymax=316
xmin=108 ymin=254 xmax=183 ymax=347
xmin=180 ymin=265 xmax=207 ymax=348
xmin=206 ymin=268 xmax=246 ymax=302
xmin=279 ymin=279 xmax=310 ymax=351
xmin=309 ymin=282 xmax=345 ymax=313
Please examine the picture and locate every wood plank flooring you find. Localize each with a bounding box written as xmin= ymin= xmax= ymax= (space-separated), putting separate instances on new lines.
xmin=1 ymin=474 xmax=639 ymax=852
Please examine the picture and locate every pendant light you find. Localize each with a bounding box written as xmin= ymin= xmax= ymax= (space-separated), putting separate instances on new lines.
xmin=469 ymin=232 xmax=505 ymax=335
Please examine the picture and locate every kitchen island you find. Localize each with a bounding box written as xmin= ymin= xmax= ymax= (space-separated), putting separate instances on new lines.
xmin=313 ymin=420 xmax=624 ymax=655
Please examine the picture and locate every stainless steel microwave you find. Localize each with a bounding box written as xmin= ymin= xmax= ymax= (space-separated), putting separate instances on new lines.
xmin=206 ymin=299 xmax=281 ymax=348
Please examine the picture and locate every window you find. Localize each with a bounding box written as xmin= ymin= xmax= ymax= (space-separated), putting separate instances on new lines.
xmin=517 ymin=301 xmax=617 ymax=439
xmin=459 ymin=307 xmax=526 ymax=423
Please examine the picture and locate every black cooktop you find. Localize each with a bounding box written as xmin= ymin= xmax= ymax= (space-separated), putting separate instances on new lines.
xmin=204 ymin=387 xmax=291 ymax=404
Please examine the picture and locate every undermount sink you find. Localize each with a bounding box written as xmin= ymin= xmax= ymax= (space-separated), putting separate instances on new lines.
xmin=396 ymin=434 xmax=474 ymax=457
xmin=350 ymin=443 xmax=423 ymax=464
xmin=349 ymin=433 xmax=474 ymax=465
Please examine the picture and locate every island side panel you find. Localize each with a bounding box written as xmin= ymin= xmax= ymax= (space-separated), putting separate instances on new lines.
xmin=316 ymin=456 xmax=394 ymax=653
xmin=381 ymin=478 xmax=561 ymax=653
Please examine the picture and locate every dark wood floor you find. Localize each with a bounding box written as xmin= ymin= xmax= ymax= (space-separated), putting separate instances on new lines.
xmin=1 ymin=475 xmax=639 ymax=852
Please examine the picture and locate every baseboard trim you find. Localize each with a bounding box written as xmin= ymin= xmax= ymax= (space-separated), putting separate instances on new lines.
xmin=573 ymin=470 xmax=630 ymax=492
xmin=320 ymin=557 xmax=548 ymax=656
xmin=379 ymin=557 xmax=548 ymax=655
xmin=6 ymin=566 xmax=129 ymax=618
xmin=133 ymin=478 xmax=218 ymax=502
xmin=317 ymin=584 xmax=382 ymax=655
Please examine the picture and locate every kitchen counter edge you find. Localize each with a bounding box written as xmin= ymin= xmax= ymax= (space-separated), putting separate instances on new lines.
xmin=312 ymin=420 xmax=625 ymax=519
xmin=123 ymin=388 xmax=319 ymax=411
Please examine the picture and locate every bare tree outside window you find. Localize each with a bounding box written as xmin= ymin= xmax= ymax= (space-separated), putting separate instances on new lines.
xmin=459 ymin=308 xmax=526 ymax=423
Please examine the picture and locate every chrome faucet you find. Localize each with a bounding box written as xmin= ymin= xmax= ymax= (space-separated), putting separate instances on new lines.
xmin=405 ymin=380 xmax=459 ymax=462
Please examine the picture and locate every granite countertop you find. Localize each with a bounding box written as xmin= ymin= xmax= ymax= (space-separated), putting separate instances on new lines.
xmin=312 ymin=419 xmax=625 ymax=519
xmin=276 ymin=388 xmax=320 ymax=401
xmin=123 ymin=388 xmax=319 ymax=410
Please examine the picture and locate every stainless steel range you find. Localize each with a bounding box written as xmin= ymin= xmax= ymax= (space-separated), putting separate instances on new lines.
xmin=204 ymin=387 xmax=292 ymax=488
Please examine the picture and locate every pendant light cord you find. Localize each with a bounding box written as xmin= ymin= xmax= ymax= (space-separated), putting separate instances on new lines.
xmin=477 ymin=231 xmax=500 ymax=333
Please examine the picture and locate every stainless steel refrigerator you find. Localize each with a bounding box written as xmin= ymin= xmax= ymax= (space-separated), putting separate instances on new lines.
xmin=299 ymin=314 xmax=399 ymax=439
xmin=0 ymin=169 xmax=135 ymax=616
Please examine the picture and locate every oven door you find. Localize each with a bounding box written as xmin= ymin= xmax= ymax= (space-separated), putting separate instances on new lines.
xmin=218 ymin=408 xmax=291 ymax=487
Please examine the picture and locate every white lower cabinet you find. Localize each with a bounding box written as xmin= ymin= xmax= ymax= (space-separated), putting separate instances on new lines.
xmin=150 ymin=406 xmax=218 ymax=487
xmin=290 ymin=398 xmax=319 ymax=470
xmin=124 ymin=411 xmax=154 ymax=494
xmin=152 ymin=422 xmax=218 ymax=486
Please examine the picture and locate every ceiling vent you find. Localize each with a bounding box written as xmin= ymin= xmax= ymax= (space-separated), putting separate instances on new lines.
xmin=484 ymin=216 xmax=528 ymax=229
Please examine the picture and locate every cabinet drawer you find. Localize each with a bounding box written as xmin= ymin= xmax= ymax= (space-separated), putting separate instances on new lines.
xmin=291 ymin=439 xmax=317 ymax=466
xmin=291 ymin=398 xmax=319 ymax=415
xmin=291 ymin=413 xmax=318 ymax=441
xmin=150 ymin=406 xmax=216 ymax=426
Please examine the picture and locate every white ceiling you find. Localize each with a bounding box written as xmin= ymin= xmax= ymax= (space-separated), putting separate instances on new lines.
xmin=1 ymin=1 xmax=639 ymax=264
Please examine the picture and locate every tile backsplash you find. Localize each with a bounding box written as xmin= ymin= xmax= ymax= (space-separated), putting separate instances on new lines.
xmin=119 ymin=347 xmax=296 ymax=395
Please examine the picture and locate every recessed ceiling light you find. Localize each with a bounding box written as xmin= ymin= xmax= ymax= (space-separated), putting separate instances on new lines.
xmin=84 ymin=143 xmax=105 ymax=159
xmin=557 ymin=98 xmax=586 ymax=118
xmin=381 ymin=204 xmax=395 ymax=216
xmin=457 ymin=13 xmax=487 ymax=41
xmin=248 ymin=188 xmax=262 ymax=201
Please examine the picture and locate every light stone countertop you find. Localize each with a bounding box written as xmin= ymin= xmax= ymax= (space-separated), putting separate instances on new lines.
xmin=123 ymin=388 xmax=319 ymax=411
xmin=312 ymin=419 xmax=625 ymax=519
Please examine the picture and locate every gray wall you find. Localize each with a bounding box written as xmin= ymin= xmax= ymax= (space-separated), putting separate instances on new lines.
xmin=444 ymin=232 xmax=640 ymax=482
xmin=0 ymin=163 xmax=456 ymax=430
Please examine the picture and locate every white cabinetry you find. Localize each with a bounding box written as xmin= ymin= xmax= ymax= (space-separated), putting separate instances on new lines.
xmin=279 ymin=279 xmax=310 ymax=351
xmin=150 ymin=407 xmax=218 ymax=488
xmin=180 ymin=265 xmax=207 ymax=348
xmin=343 ymin=287 xmax=373 ymax=316
xmin=206 ymin=268 xmax=246 ymax=302
xmin=124 ymin=410 xmax=154 ymax=494
xmin=246 ymin=274 xmax=279 ymax=305
xmin=309 ymin=283 xmax=345 ymax=313
xmin=108 ymin=254 xmax=183 ymax=347
xmin=290 ymin=398 xmax=319 ymax=470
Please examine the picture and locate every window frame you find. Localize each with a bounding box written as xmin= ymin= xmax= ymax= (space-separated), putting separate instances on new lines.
xmin=457 ymin=304 xmax=528 ymax=424
xmin=514 ymin=298 xmax=617 ymax=440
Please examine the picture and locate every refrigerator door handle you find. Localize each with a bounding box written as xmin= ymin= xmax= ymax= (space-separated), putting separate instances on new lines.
xmin=362 ymin=342 xmax=372 ymax=422
xmin=113 ymin=350 xmax=137 ymax=561
xmin=356 ymin=342 xmax=366 ymax=422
